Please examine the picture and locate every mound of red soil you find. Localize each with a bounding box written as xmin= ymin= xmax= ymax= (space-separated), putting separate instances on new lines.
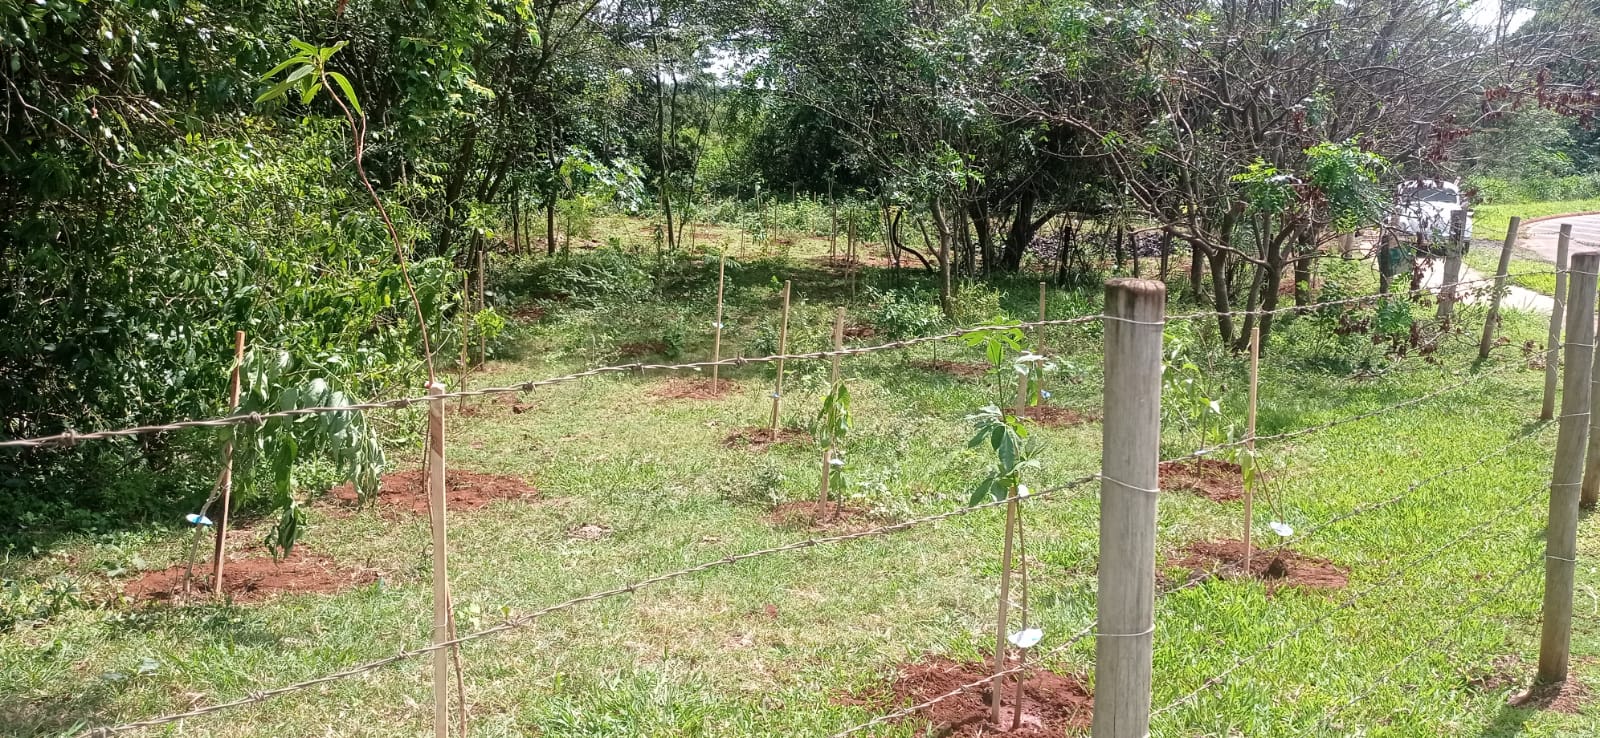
xmin=1159 ymin=459 xmax=1245 ymax=502
xmin=649 ymin=377 xmax=741 ymax=400
xmin=723 ymin=426 xmax=811 ymax=450
xmin=852 ymin=656 xmax=1092 ymax=737
xmin=909 ymin=359 xmax=989 ymax=379
xmin=1172 ymin=539 xmax=1349 ymax=591
xmin=333 ymin=469 xmax=539 ymax=515
xmin=1511 ymin=676 xmax=1591 ymax=713
xmin=1018 ymin=405 xmax=1097 ymax=428
xmin=123 ymin=548 xmax=375 ymax=604
xmin=766 ymin=500 xmax=872 ymax=530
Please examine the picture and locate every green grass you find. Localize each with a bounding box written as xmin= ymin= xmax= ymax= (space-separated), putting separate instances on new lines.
xmin=1477 ymin=199 xmax=1600 ymax=245
xmin=1462 ymin=245 xmax=1560 ymax=297
xmin=2 ymin=225 xmax=1598 ymax=737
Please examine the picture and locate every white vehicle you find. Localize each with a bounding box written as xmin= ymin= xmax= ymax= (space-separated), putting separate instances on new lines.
xmin=1395 ymin=180 xmax=1473 ymax=247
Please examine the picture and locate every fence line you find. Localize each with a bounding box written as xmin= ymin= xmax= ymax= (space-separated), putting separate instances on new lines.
xmin=2 ymin=271 xmax=1553 ymax=451
xmin=1152 ymin=479 xmax=1550 ymax=717
xmin=73 ymin=473 xmax=1101 ymax=737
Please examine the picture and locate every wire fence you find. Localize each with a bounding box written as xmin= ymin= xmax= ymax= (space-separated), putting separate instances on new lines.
xmin=0 ymin=270 xmax=1557 ymax=451
xmin=21 ymin=255 xmax=1581 ymax=738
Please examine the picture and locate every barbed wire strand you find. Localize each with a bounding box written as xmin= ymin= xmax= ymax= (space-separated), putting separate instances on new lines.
xmin=1163 ymin=270 xmax=1557 ymax=325
xmin=73 ymin=474 xmax=1103 ymax=737
xmin=1152 ymin=479 xmax=1549 ymax=717
xmin=4 ymin=271 xmax=1553 ymax=451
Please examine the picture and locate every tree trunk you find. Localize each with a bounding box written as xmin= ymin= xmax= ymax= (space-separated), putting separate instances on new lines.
xmin=1207 ymin=247 xmax=1236 ymax=346
xmin=1189 ymin=241 xmax=1205 ymax=303
xmin=1293 ymin=226 xmax=1314 ymax=308
xmin=1003 ymin=190 xmax=1037 ymax=273
xmin=546 ymin=197 xmax=558 ymax=256
xmin=930 ymin=200 xmax=955 ymax=319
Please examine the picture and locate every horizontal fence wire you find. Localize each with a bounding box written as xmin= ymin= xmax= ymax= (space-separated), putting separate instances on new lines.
xmin=1152 ymin=478 xmax=1550 ymax=717
xmin=2 ymin=271 xmax=1552 ymax=451
xmin=1164 ymin=269 xmax=1557 ymax=325
xmin=1313 ymin=558 xmax=1545 ymax=731
xmin=73 ymin=474 xmax=1101 ymax=737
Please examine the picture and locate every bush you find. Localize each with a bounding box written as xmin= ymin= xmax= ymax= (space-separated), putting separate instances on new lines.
xmin=864 ymin=287 xmax=948 ymax=339
xmin=496 ymin=247 xmax=654 ymax=307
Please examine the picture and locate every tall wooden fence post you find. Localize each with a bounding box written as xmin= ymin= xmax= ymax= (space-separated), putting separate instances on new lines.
xmin=1538 ymin=251 xmax=1599 ymax=685
xmin=1094 ymin=277 xmax=1165 ymax=738
xmin=211 ymin=330 xmax=246 ymax=594
xmin=1243 ymin=326 xmax=1260 ymax=572
xmin=711 ymin=253 xmax=726 ymax=393
xmin=1543 ymin=224 xmax=1574 ymax=420
xmin=768 ymin=280 xmax=792 ymax=439
xmin=1436 ymin=209 xmax=1467 ymax=321
xmin=427 ymin=382 xmax=451 ymax=738
xmin=477 ymin=242 xmax=487 ymax=367
xmin=1480 ymin=216 xmax=1522 ymax=359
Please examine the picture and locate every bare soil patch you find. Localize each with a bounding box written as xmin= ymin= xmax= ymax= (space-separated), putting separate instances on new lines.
xmin=333 ymin=469 xmax=539 ymax=515
xmin=568 ymin=524 xmax=614 ymax=541
xmin=123 ymin=548 xmax=375 ymax=605
xmin=1019 ymin=405 xmax=1097 ymax=428
xmin=909 ymin=359 xmax=990 ymax=379
xmin=1511 ymin=677 xmax=1591 ymax=713
xmin=766 ymin=500 xmax=873 ymax=530
xmin=723 ymin=426 xmax=811 ymax=450
xmin=1172 ymin=539 xmax=1349 ymax=591
xmin=649 ymin=377 xmax=742 ymax=400
xmin=847 ymin=655 xmax=1092 ymax=737
xmin=1159 ymin=459 xmax=1245 ymax=502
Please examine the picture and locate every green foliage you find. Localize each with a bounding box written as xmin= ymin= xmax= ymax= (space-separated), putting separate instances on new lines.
xmin=965 ymin=407 xmax=1041 ymax=505
xmin=1304 ymin=140 xmax=1389 ymax=231
xmin=0 ymin=576 xmax=83 ymax=632
xmin=254 ymin=39 xmax=360 ymax=114
xmin=815 ymin=382 xmax=853 ymax=491
xmin=949 ymin=283 xmax=1005 ymax=326
xmin=1231 ymin=159 xmax=1296 ymax=215
xmin=863 ymin=287 xmax=948 ymax=339
xmin=1161 ymin=326 xmax=1233 ymax=449
xmin=232 ymin=349 xmax=384 ymax=559
xmin=501 ymin=249 xmax=654 ymax=307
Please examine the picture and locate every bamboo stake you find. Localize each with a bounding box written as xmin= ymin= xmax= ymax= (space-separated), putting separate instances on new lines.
xmin=992 ymin=485 xmax=1018 ymax=727
xmin=829 ymin=181 xmax=838 ymax=263
xmin=1036 ymin=282 xmax=1048 ymax=400
xmin=426 ymin=382 xmax=450 ymax=738
xmin=476 ymin=243 xmax=487 ymax=368
xmin=1244 ymin=326 xmax=1260 ymax=572
xmin=769 ymin=281 xmax=792 ymax=439
xmin=820 ymin=308 xmax=845 ymax=515
xmin=1010 ymin=508 xmax=1031 ymax=730
xmin=211 ymin=330 xmax=246 ymax=595
xmin=458 ymin=271 xmax=470 ymax=413
xmin=711 ymin=253 xmax=726 ymax=393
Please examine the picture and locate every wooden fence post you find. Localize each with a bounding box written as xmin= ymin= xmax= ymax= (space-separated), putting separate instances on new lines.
xmin=1094 ymin=277 xmax=1165 ymax=738
xmin=768 ymin=281 xmax=792 ymax=438
xmin=1436 ymin=210 xmax=1467 ymax=321
xmin=1480 ymin=216 xmax=1522 ymax=359
xmin=711 ymin=253 xmax=726 ymax=393
xmin=458 ymin=271 xmax=471 ymax=412
xmin=1542 ymin=225 xmax=1573 ymax=421
xmin=427 ymin=382 xmax=451 ymax=738
xmin=211 ymin=330 xmax=246 ymax=594
xmin=477 ymin=242 xmax=487 ymax=368
xmin=1243 ymin=326 xmax=1260 ymax=572
xmin=1538 ymin=251 xmax=1598 ymax=685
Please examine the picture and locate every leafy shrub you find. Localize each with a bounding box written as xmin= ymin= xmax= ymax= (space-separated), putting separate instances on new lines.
xmin=1 ymin=576 xmax=84 ymax=631
xmin=951 ymin=283 xmax=1006 ymax=326
xmin=864 ymin=287 xmax=948 ymax=339
xmin=497 ymin=248 xmax=653 ymax=307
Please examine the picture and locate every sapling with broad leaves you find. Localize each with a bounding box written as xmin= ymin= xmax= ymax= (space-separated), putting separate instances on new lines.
xmin=963 ymin=321 xmax=1052 ymax=727
xmin=813 ymin=380 xmax=851 ymax=519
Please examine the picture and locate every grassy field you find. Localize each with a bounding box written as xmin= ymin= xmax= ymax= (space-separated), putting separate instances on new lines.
xmin=1461 ymin=201 xmax=1600 ymax=297
xmin=1 ymin=222 xmax=1596 ymax=737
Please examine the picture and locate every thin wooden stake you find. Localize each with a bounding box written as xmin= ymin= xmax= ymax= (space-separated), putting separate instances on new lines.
xmin=477 ymin=243 xmax=487 ymax=368
xmin=1479 ymin=216 xmax=1521 ymax=360
xmin=1539 ymin=251 xmax=1599 ymax=685
xmin=819 ymin=308 xmax=845 ymax=513
xmin=211 ymin=330 xmax=246 ymax=595
xmin=426 ymin=382 xmax=450 ymax=738
xmin=1094 ymin=277 xmax=1165 ymax=738
xmin=1009 ymin=509 xmax=1030 ymax=730
xmin=992 ymin=484 xmax=1019 ymax=727
xmin=459 ymin=271 xmax=470 ymax=413
xmin=769 ymin=281 xmax=792 ymax=438
xmin=1243 ymin=326 xmax=1260 ymax=572
xmin=711 ymin=253 xmax=726 ymax=392
xmin=1543 ymin=225 xmax=1573 ymax=421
